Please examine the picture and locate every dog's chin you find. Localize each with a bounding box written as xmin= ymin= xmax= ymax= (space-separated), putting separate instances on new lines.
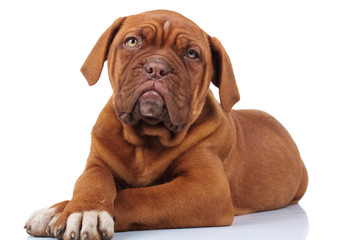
xmin=117 ymin=91 xmax=187 ymax=133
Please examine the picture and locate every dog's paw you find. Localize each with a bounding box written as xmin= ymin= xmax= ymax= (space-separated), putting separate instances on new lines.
xmin=55 ymin=210 xmax=114 ymax=240
xmin=24 ymin=207 xmax=61 ymax=237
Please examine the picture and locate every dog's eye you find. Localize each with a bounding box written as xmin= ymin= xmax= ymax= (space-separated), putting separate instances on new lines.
xmin=186 ymin=49 xmax=199 ymax=59
xmin=125 ymin=38 xmax=138 ymax=48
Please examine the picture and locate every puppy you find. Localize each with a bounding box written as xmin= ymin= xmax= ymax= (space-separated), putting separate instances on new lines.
xmin=25 ymin=10 xmax=307 ymax=240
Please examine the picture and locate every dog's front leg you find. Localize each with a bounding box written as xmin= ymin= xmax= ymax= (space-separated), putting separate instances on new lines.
xmin=54 ymin=162 xmax=117 ymax=240
xmin=114 ymin=148 xmax=235 ymax=231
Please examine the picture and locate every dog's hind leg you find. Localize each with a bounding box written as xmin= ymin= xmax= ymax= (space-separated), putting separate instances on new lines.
xmin=290 ymin=164 xmax=308 ymax=205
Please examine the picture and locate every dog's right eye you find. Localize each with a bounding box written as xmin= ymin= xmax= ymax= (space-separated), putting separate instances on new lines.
xmin=125 ymin=38 xmax=139 ymax=48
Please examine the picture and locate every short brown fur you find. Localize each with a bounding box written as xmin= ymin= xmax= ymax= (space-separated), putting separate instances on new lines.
xmin=26 ymin=10 xmax=307 ymax=238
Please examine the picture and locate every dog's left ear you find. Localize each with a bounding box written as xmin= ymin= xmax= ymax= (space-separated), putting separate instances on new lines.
xmin=81 ymin=17 xmax=125 ymax=86
xmin=208 ymin=36 xmax=240 ymax=112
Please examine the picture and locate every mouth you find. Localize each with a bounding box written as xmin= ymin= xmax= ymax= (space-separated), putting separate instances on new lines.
xmin=116 ymin=90 xmax=186 ymax=132
xmin=138 ymin=90 xmax=165 ymax=120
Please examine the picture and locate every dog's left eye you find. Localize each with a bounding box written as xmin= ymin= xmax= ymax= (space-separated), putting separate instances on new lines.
xmin=186 ymin=49 xmax=199 ymax=59
xmin=125 ymin=38 xmax=139 ymax=48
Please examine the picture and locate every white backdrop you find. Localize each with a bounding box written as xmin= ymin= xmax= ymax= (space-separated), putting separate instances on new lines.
xmin=0 ymin=0 xmax=359 ymax=239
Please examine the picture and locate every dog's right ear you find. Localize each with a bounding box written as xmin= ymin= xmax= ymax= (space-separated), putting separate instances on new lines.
xmin=81 ymin=17 xmax=125 ymax=86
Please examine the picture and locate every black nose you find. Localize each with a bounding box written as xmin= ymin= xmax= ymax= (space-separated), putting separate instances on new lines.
xmin=144 ymin=60 xmax=170 ymax=80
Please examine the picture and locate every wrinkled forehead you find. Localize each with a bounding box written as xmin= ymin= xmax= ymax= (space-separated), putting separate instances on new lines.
xmin=117 ymin=11 xmax=208 ymax=47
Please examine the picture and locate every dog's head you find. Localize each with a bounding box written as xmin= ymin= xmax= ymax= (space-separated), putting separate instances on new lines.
xmin=81 ymin=10 xmax=239 ymax=133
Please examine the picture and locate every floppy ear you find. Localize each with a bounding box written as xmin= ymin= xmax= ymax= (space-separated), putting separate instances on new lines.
xmin=81 ymin=17 xmax=125 ymax=86
xmin=208 ymin=36 xmax=240 ymax=112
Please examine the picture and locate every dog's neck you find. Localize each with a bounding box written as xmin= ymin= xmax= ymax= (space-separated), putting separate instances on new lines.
xmin=117 ymin=91 xmax=222 ymax=148
xmin=121 ymin=121 xmax=188 ymax=147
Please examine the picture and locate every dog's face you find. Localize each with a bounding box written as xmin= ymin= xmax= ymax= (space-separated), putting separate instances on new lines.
xmin=81 ymin=10 xmax=240 ymax=133
xmin=109 ymin=11 xmax=212 ymax=132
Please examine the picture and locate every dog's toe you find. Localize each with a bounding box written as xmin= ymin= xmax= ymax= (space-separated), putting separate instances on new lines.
xmin=98 ymin=211 xmax=115 ymax=240
xmin=63 ymin=212 xmax=82 ymax=240
xmin=46 ymin=212 xmax=60 ymax=236
xmin=60 ymin=210 xmax=114 ymax=240
xmin=25 ymin=207 xmax=59 ymax=237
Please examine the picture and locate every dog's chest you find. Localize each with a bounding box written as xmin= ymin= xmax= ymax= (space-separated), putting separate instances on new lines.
xmin=116 ymin=145 xmax=175 ymax=188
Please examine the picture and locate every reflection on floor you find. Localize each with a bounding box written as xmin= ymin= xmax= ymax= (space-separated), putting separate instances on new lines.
xmin=28 ymin=204 xmax=308 ymax=240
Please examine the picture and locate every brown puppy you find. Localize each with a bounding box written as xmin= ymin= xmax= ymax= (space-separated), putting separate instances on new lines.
xmin=25 ymin=10 xmax=307 ymax=240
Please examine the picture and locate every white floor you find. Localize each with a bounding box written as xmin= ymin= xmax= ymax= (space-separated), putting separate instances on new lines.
xmin=27 ymin=204 xmax=308 ymax=240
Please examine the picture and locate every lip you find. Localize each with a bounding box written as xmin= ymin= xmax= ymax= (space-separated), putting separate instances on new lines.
xmin=139 ymin=89 xmax=163 ymax=99
xmin=115 ymin=87 xmax=167 ymax=124
xmin=115 ymin=80 xmax=155 ymax=113
xmin=139 ymin=90 xmax=165 ymax=118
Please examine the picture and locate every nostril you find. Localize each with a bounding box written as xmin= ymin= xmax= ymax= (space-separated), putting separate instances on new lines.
xmin=145 ymin=66 xmax=153 ymax=74
xmin=159 ymin=67 xmax=170 ymax=76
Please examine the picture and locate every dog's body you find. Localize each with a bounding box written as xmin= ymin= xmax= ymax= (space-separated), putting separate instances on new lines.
xmin=25 ymin=10 xmax=307 ymax=240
